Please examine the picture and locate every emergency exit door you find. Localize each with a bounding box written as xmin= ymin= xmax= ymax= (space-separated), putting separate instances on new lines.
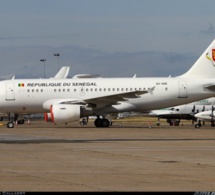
xmin=178 ymin=80 xmax=187 ymax=98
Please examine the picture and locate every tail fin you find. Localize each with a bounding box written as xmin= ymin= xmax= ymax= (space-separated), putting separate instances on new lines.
xmin=179 ymin=39 xmax=215 ymax=78
xmin=52 ymin=66 xmax=70 ymax=79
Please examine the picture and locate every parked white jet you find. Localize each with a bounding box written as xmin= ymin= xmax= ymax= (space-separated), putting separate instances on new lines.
xmin=149 ymin=98 xmax=215 ymax=126
xmin=52 ymin=66 xmax=70 ymax=79
xmin=194 ymin=107 xmax=215 ymax=128
xmin=2 ymin=40 xmax=215 ymax=128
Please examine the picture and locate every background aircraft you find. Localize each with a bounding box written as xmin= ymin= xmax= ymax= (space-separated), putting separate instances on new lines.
xmin=149 ymin=98 xmax=215 ymax=126
xmin=194 ymin=107 xmax=215 ymax=128
xmin=0 ymin=66 xmax=70 ymax=124
xmin=51 ymin=66 xmax=70 ymax=79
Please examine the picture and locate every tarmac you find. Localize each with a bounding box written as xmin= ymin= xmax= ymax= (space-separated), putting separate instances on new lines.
xmin=0 ymin=118 xmax=215 ymax=192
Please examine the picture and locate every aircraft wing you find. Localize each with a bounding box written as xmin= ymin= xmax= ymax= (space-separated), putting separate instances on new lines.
xmin=43 ymin=87 xmax=155 ymax=110
xmin=84 ymin=90 xmax=147 ymax=105
xmin=204 ymin=84 xmax=215 ymax=92
xmin=82 ymin=87 xmax=155 ymax=108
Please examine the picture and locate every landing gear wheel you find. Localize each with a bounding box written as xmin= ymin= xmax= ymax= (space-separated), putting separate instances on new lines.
xmin=18 ymin=119 xmax=25 ymax=124
xmin=195 ymin=123 xmax=201 ymax=128
xmin=94 ymin=118 xmax=110 ymax=128
xmin=174 ymin=121 xmax=180 ymax=126
xmin=7 ymin=122 xmax=14 ymax=128
xmin=94 ymin=118 xmax=102 ymax=127
xmin=100 ymin=119 xmax=110 ymax=127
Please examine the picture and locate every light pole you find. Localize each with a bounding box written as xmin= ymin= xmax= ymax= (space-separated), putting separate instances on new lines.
xmin=54 ymin=53 xmax=60 ymax=72
xmin=40 ymin=59 xmax=46 ymax=78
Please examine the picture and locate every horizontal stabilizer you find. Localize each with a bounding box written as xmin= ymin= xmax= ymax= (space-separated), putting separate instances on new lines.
xmin=204 ymin=84 xmax=215 ymax=92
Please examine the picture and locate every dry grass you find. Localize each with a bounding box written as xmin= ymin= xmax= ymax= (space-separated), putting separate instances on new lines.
xmin=111 ymin=115 xmax=195 ymax=126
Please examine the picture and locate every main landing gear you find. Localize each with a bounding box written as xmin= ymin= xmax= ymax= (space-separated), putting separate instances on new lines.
xmin=94 ymin=117 xmax=112 ymax=128
xmin=6 ymin=113 xmax=25 ymax=128
xmin=211 ymin=120 xmax=215 ymax=127
xmin=194 ymin=121 xmax=202 ymax=128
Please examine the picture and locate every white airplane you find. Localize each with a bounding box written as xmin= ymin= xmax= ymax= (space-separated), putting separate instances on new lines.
xmin=194 ymin=107 xmax=215 ymax=128
xmin=51 ymin=66 xmax=70 ymax=79
xmin=2 ymin=40 xmax=215 ymax=128
xmin=149 ymin=98 xmax=215 ymax=126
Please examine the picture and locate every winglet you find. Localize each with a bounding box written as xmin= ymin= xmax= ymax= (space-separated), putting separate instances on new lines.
xmin=148 ymin=86 xmax=156 ymax=94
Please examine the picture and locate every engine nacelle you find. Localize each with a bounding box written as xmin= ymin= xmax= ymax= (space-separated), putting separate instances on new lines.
xmin=50 ymin=104 xmax=81 ymax=123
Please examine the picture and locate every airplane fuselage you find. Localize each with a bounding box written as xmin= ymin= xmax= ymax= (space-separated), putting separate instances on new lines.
xmin=0 ymin=77 xmax=214 ymax=115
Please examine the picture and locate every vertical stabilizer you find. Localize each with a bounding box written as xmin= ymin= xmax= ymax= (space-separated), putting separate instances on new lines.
xmin=52 ymin=66 xmax=70 ymax=79
xmin=179 ymin=39 xmax=215 ymax=78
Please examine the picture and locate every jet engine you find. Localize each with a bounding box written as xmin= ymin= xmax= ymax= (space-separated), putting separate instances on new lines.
xmin=50 ymin=104 xmax=81 ymax=123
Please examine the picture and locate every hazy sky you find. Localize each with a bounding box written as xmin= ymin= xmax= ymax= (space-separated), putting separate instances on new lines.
xmin=0 ymin=0 xmax=215 ymax=79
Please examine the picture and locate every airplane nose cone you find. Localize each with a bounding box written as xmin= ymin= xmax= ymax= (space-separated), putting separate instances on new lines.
xmin=194 ymin=113 xmax=201 ymax=118
xmin=194 ymin=111 xmax=211 ymax=120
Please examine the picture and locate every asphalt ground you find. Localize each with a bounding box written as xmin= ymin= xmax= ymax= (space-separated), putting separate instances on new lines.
xmin=0 ymin=118 xmax=215 ymax=192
